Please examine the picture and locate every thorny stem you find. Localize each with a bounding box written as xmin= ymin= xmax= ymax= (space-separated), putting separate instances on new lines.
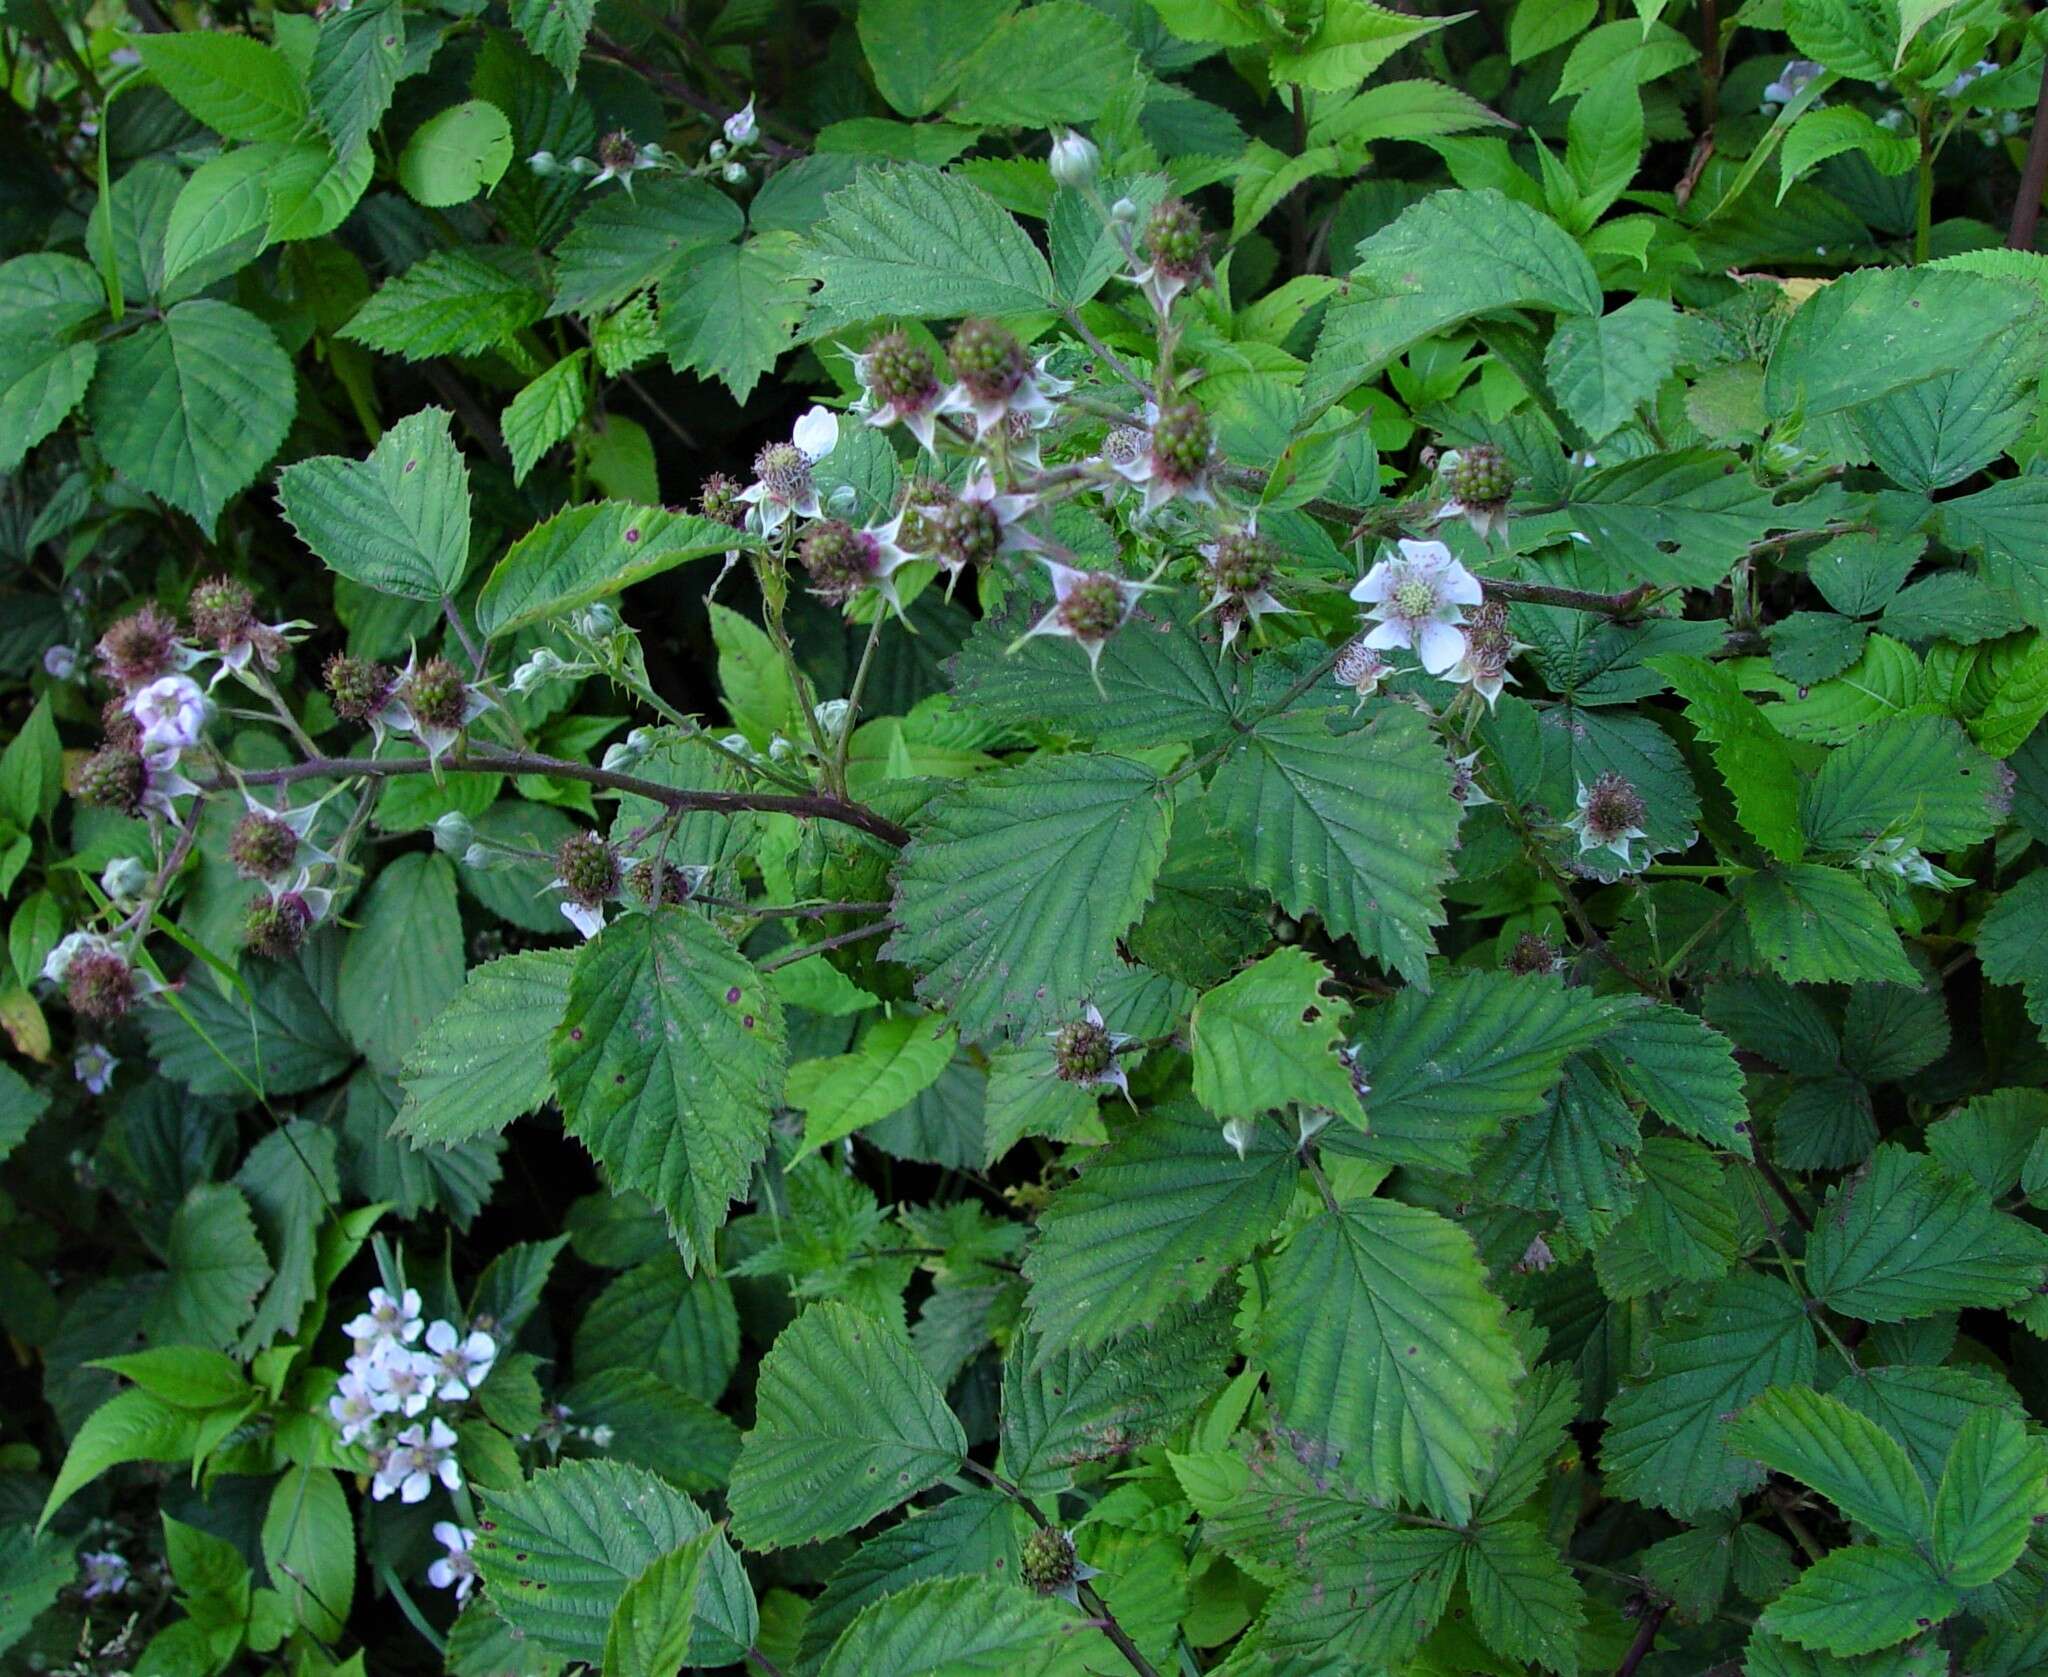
xmin=204 ymin=752 xmax=913 ymax=845
xmin=2010 ymin=49 xmax=2048 ymax=250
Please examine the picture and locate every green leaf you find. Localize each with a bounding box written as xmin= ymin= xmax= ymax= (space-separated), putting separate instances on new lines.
xmin=945 ymin=1 xmax=1137 ymax=125
xmin=1970 ymin=639 xmax=2048 ymax=759
xmin=0 ymin=1526 xmax=75 ymax=1658
xmin=39 ymin=1388 xmax=203 ymax=1529
xmin=1526 ymin=450 xmax=1782 ymax=591
xmin=1001 ymin=1305 xmax=1233 ymax=1493
xmin=265 ymin=135 xmax=374 ymax=242
xmin=0 ymin=329 xmax=96 ymax=474
xmin=1190 ymin=947 xmax=1363 ymax=1123
xmin=399 ymin=98 xmax=513 ymax=208
xmin=790 ymin=1013 xmax=958 ymax=1157
xmin=1022 ymin=1098 xmax=1297 ymax=1352
xmin=1269 ymin=0 xmax=1452 ymax=91
xmin=1727 ymin=1385 xmax=1930 ymax=1548
xmin=551 ymin=179 xmax=744 ymax=317
xmin=551 ymin=910 xmax=784 ymax=1268
xmin=707 ymin=600 xmax=797 ymax=751
xmin=1473 ymin=1058 xmax=1641 ymax=1244
xmin=1779 ymin=106 xmax=1916 ymax=198
xmin=88 ymin=298 xmax=294 ymax=536
xmin=476 ymin=503 xmax=757 ymax=637
xmin=1737 ymin=865 xmax=1918 ymax=986
xmin=1758 ymin=1545 xmax=1958 ymax=1657
xmin=510 ymin=0 xmax=595 ymax=83
xmin=1763 ymin=268 xmax=2036 ymax=423
xmin=602 ymin=1532 xmax=713 ymax=1677
xmin=0 ymin=698 xmax=61 ymax=829
xmin=1256 ymin=1524 xmax=1463 ymax=1665
xmin=1932 ymin=1407 xmax=2045 ymax=1588
xmin=1979 ymin=872 xmax=2048 ymax=1033
xmin=561 ymin=1369 xmax=741 ymax=1494
xmin=1463 ymin=1519 xmax=1585 ymax=1677
xmin=160 ymin=148 xmax=272 ymax=290
xmin=1209 ymin=701 xmax=1460 ymax=986
xmin=396 ymin=949 xmax=574 ymax=1145
xmin=1799 ymin=716 xmax=1997 ymax=856
xmin=147 ymin=935 xmax=355 ymax=1097
xmin=1611 ymin=1136 xmax=1738 ymax=1284
xmin=1306 ymin=188 xmax=1600 ymax=409
xmin=886 ymin=753 xmax=1171 ymax=1044
xmin=1939 ymin=476 xmax=2048 ymax=626
xmin=1805 ymin=1145 xmax=2048 ymax=1322
xmin=1343 ymin=972 xmax=1618 ymax=1171
xmin=804 ymin=164 xmax=1054 ymax=331
xmin=1311 ymin=78 xmax=1513 ymax=146
xmin=1247 ymin=1199 xmax=1523 ymax=1522
xmin=90 ymin=1346 xmax=249 ymax=1410
xmin=340 ymin=247 xmax=548 ymax=361
xmin=658 ymin=239 xmax=807 ymax=405
xmin=573 ymin=1255 xmax=738 ymax=1405
xmin=1650 ymin=653 xmax=1805 ymax=862
xmin=857 ymin=0 xmax=1015 ymax=117
xmin=728 ymin=1302 xmax=966 ymax=1550
xmin=475 ymin=1460 xmax=742 ymax=1664
xmin=1591 ymin=1001 xmax=1752 ymax=1156
xmin=308 ymin=0 xmax=403 ymax=164
xmin=818 ymin=1576 xmax=1098 ymax=1677
xmin=234 ymin=1120 xmax=339 ymax=1353
xmin=277 ymin=407 xmax=474 ymax=601
xmin=134 ymin=32 xmax=309 ymax=142
xmin=1542 ymin=299 xmax=1682 ymax=443
xmin=1600 ymin=1272 xmax=1818 ymax=1518
xmin=145 ymin=1183 xmax=271 ymax=1350
xmin=262 ymin=1467 xmax=354 ymax=1641
xmin=339 ymin=854 xmax=465 ymax=1072
xmin=502 ymin=350 xmax=589 ymax=485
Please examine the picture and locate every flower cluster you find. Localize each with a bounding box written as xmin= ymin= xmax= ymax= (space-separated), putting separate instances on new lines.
xmin=328 ymin=1287 xmax=494 ymax=1505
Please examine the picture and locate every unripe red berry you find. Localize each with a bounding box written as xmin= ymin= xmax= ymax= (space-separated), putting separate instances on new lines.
xmin=324 ymin=654 xmax=392 ymax=724
xmin=74 ymin=745 xmax=145 ymax=815
xmin=402 ymin=658 xmax=468 ymax=733
xmin=229 ymin=811 xmax=299 ymax=881
xmin=554 ymin=832 xmax=621 ymax=908
xmin=67 ymin=949 xmax=136 ymax=1021
xmin=948 ymin=318 xmax=1026 ymax=404
xmin=1506 ymin=932 xmax=1563 ymax=976
xmin=930 ymin=498 xmax=998 ymax=573
xmin=629 ymin=860 xmax=695 ymax=906
xmin=799 ymin=520 xmax=879 ymax=606
xmin=244 ymin=891 xmax=314 ymax=959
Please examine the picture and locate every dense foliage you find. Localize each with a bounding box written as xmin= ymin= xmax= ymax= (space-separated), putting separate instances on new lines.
xmin=4 ymin=0 xmax=2048 ymax=1670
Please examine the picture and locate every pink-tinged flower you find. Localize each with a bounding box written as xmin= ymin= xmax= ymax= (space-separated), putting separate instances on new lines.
xmin=1567 ymin=771 xmax=1649 ymax=865
xmin=797 ymin=513 xmax=919 ymax=617
xmin=72 ymin=1041 xmax=117 ymax=1095
xmin=127 ymin=674 xmax=210 ymax=752
xmin=934 ymin=319 xmax=1071 ymax=439
xmin=1102 ymin=399 xmax=1215 ymax=517
xmin=1349 ymin=539 xmax=1483 ymax=675
xmin=1332 ymin=637 xmax=1391 ymax=710
xmin=428 ymin=1523 xmax=479 ymax=1602
xmin=1444 ymin=600 xmax=1525 ymax=710
xmin=328 ymin=1369 xmax=382 ymax=1444
xmin=1198 ymin=524 xmax=1292 ymax=652
xmin=739 ymin=407 xmax=840 ymax=535
xmin=375 ymin=1418 xmax=461 ymax=1503
xmin=1048 ymin=1003 xmax=1132 ymax=1098
xmin=364 ymin=1347 xmax=437 ymax=1418
xmin=379 ymin=653 xmax=492 ymax=771
xmin=1011 ymin=557 xmax=1164 ymax=683
xmin=345 ymin=1286 xmax=424 ymax=1350
xmin=723 ymin=98 xmax=758 ymax=148
xmin=79 ymin=1551 xmax=130 ymax=1600
xmin=850 ymin=331 xmax=944 ymax=455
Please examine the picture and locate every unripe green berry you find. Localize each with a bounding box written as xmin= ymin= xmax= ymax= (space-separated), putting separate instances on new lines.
xmin=896 ymin=482 xmax=955 ymax=555
xmin=403 ymin=657 xmax=468 ymax=732
xmin=555 ymin=832 xmax=621 ymax=908
xmin=1207 ymin=529 xmax=1272 ymax=596
xmin=1021 ymin=1527 xmax=1079 ymax=1595
xmin=1052 ymin=1017 xmax=1114 ymax=1083
xmin=1142 ymin=198 xmax=1206 ymax=275
xmin=948 ymin=318 xmax=1026 ymax=403
xmin=324 ymin=654 xmax=392 ymax=724
xmin=698 ymin=472 xmax=745 ymax=529
xmin=229 ymin=812 xmax=298 ymax=881
xmin=1058 ymin=575 xmax=1128 ymax=642
xmin=188 ymin=575 xmax=255 ymax=647
xmin=245 ymin=891 xmax=314 ymax=959
xmin=629 ymin=860 xmax=695 ymax=906
xmin=865 ymin=330 xmax=940 ymax=411
xmin=799 ymin=519 xmax=877 ymax=605
xmin=75 ymin=746 xmax=145 ymax=815
xmin=66 ymin=950 xmax=136 ymax=1021
xmin=1506 ymin=932 xmax=1562 ymax=976
xmin=931 ymin=498 xmax=998 ymax=572
xmin=1149 ymin=400 xmax=1210 ymax=482
xmin=1449 ymin=444 xmax=1515 ymax=507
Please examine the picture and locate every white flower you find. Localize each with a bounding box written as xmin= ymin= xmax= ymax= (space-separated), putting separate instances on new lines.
xmin=1011 ymin=556 xmax=1164 ymax=682
xmin=42 ymin=930 xmax=116 ymax=988
xmin=344 ymin=1286 xmax=425 ymax=1350
xmin=73 ymin=1042 xmax=117 ymax=1095
xmin=364 ymin=1347 xmax=438 ymax=1418
xmin=138 ymin=748 xmax=203 ymax=826
xmin=100 ymin=856 xmax=149 ymax=902
xmin=79 ymin=1550 xmax=130 ymax=1600
xmin=723 ymin=98 xmax=758 ymax=148
xmin=1566 ymin=772 xmax=1649 ymax=866
xmin=1049 ymin=129 xmax=1100 ymax=190
xmin=328 ymin=1370 xmax=383 ymax=1445
xmin=1762 ymin=59 xmax=1824 ymax=111
xmin=423 ymin=1320 xmax=498 ymax=1402
xmin=428 ymin=1523 xmax=479 ymax=1602
xmin=43 ymin=644 xmax=76 ymax=681
xmin=375 ymin=1418 xmax=462 ymax=1504
xmin=1349 ymin=539 xmax=1483 ymax=676
xmin=127 ymin=674 xmax=210 ymax=751
xmin=739 ymin=407 xmax=839 ymax=535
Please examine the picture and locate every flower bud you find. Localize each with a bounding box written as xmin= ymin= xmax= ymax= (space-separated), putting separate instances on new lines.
xmin=708 ymin=140 xmax=728 ymax=161
xmin=723 ymin=98 xmax=758 ymax=148
xmin=43 ymin=644 xmax=76 ymax=681
xmin=528 ymin=150 xmax=560 ymax=175
xmin=432 ymin=813 xmax=476 ymax=856
xmin=1109 ymin=196 xmax=1137 ymax=223
xmin=1049 ymin=129 xmax=1100 ymax=190
xmin=100 ymin=856 xmax=149 ymax=901
xmin=572 ymin=604 xmax=620 ymax=639
xmin=722 ymin=160 xmax=747 ymax=185
xmin=509 ymin=648 xmax=565 ymax=694
xmin=460 ymin=843 xmax=502 ymax=872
